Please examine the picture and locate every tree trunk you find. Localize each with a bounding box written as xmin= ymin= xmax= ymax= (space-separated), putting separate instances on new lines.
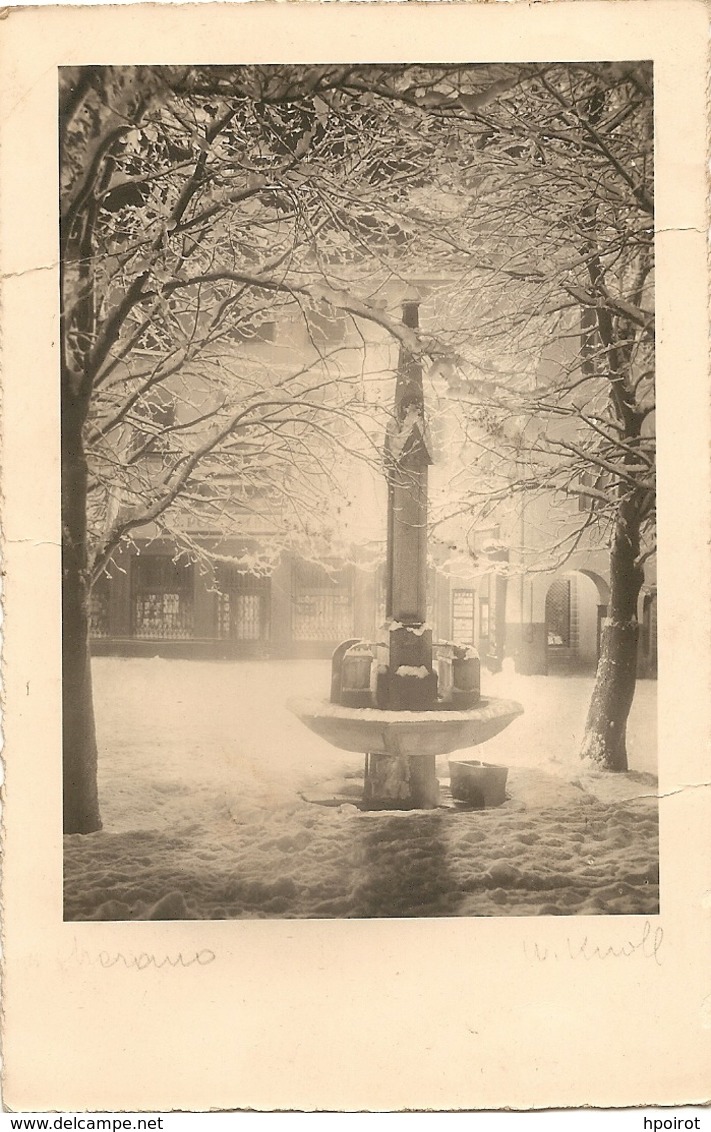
xmin=580 ymin=497 xmax=644 ymax=771
xmin=62 ymin=400 xmax=102 ymax=834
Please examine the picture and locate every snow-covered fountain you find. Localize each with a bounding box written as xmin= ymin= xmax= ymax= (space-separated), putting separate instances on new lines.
xmin=289 ymin=301 xmax=522 ymax=809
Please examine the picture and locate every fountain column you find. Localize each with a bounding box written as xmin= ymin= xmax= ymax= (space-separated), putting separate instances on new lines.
xmin=364 ymin=300 xmax=440 ymax=808
xmin=290 ymin=296 xmax=522 ymax=813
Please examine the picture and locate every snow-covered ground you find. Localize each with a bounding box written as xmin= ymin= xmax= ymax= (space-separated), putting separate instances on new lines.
xmin=64 ymin=658 xmax=659 ymax=920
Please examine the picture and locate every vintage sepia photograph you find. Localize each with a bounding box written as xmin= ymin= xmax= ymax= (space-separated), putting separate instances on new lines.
xmin=60 ymin=62 xmax=659 ymax=923
xmin=4 ymin=0 xmax=710 ymax=1111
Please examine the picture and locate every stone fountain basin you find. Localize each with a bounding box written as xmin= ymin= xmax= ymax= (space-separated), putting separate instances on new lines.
xmin=288 ymin=696 xmax=523 ymax=758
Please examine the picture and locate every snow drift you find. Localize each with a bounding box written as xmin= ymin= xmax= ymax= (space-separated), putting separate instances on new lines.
xmin=64 ymin=659 xmax=658 ymax=920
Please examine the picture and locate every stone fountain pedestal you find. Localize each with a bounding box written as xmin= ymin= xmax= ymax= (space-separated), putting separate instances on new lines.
xmin=363 ymin=752 xmax=439 ymax=809
xmin=289 ymin=696 xmax=524 ymax=809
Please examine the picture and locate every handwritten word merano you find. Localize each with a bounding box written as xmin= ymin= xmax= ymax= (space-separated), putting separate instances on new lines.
xmin=98 ymin=949 xmax=216 ymax=970
xmin=67 ymin=940 xmax=216 ymax=970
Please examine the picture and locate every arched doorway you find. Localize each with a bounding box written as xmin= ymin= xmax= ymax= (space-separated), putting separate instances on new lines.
xmin=544 ymin=570 xmax=609 ymax=674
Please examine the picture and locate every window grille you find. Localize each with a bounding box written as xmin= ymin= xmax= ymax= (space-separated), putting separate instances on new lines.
xmin=218 ymin=593 xmax=264 ymax=640
xmin=131 ymin=556 xmax=194 ymax=639
xmin=216 ymin=570 xmax=270 ymax=642
xmin=546 ymin=579 xmax=572 ymax=647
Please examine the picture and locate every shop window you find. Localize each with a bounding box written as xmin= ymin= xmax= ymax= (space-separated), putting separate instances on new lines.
xmin=132 ymin=555 xmax=194 ymax=639
xmin=216 ymin=568 xmax=270 ymax=642
xmin=452 ymin=589 xmax=476 ymax=645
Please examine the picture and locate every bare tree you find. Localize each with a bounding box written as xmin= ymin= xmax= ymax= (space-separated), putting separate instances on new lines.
xmin=418 ymin=63 xmax=655 ymax=770
xmin=60 ymin=63 xmax=474 ymax=832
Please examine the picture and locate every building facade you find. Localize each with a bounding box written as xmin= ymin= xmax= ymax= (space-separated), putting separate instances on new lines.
xmin=89 ymin=540 xmax=462 ymax=661
xmin=89 ymin=533 xmax=658 ymax=677
xmin=87 ymin=282 xmax=657 ymax=678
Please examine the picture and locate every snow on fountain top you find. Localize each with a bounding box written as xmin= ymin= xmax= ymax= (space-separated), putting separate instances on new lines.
xmin=288 ymin=695 xmax=524 ymax=758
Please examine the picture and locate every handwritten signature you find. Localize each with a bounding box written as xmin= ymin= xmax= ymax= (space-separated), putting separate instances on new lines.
xmin=524 ymin=919 xmax=663 ymax=966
